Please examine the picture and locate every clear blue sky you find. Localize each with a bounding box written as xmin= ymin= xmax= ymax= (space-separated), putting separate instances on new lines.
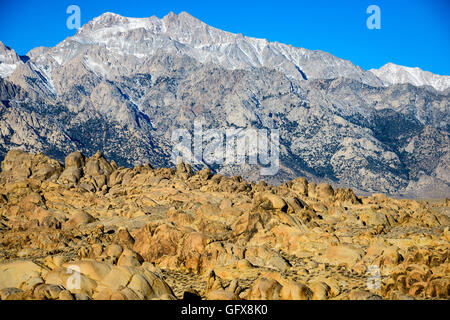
xmin=0 ymin=0 xmax=449 ymax=75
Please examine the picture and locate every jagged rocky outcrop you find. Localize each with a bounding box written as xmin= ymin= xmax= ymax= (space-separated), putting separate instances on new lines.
xmin=0 ymin=41 xmax=24 ymax=78
xmin=0 ymin=12 xmax=449 ymax=197
xmin=0 ymin=150 xmax=448 ymax=300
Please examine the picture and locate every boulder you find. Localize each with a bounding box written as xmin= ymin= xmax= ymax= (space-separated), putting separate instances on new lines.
xmin=0 ymin=260 xmax=48 ymax=290
xmin=246 ymin=277 xmax=282 ymax=300
xmin=315 ymin=182 xmax=334 ymax=200
xmin=66 ymin=210 xmax=96 ymax=227
xmin=291 ymin=177 xmax=308 ymax=195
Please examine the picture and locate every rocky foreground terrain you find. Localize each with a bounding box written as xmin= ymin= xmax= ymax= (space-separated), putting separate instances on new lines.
xmin=0 ymin=149 xmax=448 ymax=300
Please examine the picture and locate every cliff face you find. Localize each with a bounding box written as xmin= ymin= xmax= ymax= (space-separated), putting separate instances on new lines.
xmin=0 ymin=149 xmax=448 ymax=300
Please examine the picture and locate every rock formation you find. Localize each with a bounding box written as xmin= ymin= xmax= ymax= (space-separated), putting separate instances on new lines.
xmin=0 ymin=150 xmax=448 ymax=300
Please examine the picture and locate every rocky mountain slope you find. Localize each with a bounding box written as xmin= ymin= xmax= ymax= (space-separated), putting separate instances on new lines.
xmin=0 ymin=150 xmax=448 ymax=300
xmin=0 ymin=42 xmax=25 ymax=78
xmin=0 ymin=12 xmax=449 ymax=197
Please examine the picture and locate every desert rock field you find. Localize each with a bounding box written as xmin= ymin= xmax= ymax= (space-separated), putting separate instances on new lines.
xmin=0 ymin=150 xmax=448 ymax=300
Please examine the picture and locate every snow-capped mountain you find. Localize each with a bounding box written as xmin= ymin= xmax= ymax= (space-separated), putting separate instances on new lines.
xmin=77 ymin=12 xmax=383 ymax=85
xmin=0 ymin=12 xmax=449 ymax=197
xmin=370 ymin=63 xmax=450 ymax=92
xmin=0 ymin=41 xmax=24 ymax=78
xmin=4 ymin=12 xmax=382 ymax=91
xmin=3 ymin=12 xmax=448 ymax=93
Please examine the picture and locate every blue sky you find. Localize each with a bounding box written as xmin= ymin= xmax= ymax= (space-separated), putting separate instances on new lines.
xmin=0 ymin=0 xmax=449 ymax=75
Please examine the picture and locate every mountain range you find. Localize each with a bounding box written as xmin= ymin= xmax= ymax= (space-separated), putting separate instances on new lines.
xmin=0 ymin=11 xmax=449 ymax=197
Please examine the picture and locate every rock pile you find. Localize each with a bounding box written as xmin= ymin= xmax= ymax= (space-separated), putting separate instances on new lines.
xmin=0 ymin=150 xmax=448 ymax=300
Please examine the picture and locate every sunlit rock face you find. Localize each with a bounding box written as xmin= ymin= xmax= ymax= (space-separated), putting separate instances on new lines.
xmin=0 ymin=150 xmax=448 ymax=300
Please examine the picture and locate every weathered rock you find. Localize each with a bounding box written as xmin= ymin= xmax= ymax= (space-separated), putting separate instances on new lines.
xmin=133 ymin=223 xmax=184 ymax=263
xmin=0 ymin=150 xmax=448 ymax=301
xmin=291 ymin=177 xmax=308 ymax=195
xmin=280 ymin=281 xmax=313 ymax=300
xmin=0 ymin=150 xmax=63 ymax=183
xmin=348 ymin=289 xmax=383 ymax=300
xmin=309 ymin=281 xmax=331 ymax=300
xmin=0 ymin=260 xmax=48 ymax=290
xmin=246 ymin=277 xmax=282 ymax=300
xmin=66 ymin=210 xmax=96 ymax=227
xmin=324 ymin=245 xmax=364 ymax=267
xmin=315 ymin=183 xmax=334 ymax=201
xmin=0 ymin=287 xmax=24 ymax=300
xmin=57 ymin=151 xmax=86 ymax=184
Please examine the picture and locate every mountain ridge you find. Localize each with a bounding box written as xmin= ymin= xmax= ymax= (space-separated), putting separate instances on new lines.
xmin=2 ymin=12 xmax=449 ymax=91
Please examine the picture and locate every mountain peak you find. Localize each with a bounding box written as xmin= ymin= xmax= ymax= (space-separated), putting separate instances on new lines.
xmin=163 ymin=11 xmax=199 ymax=20
xmin=0 ymin=41 xmax=22 ymax=78
xmin=83 ymin=11 xmax=132 ymax=31
xmin=370 ymin=63 xmax=450 ymax=91
xmin=381 ymin=62 xmax=422 ymax=72
xmin=161 ymin=10 xmax=208 ymax=31
xmin=178 ymin=11 xmax=202 ymax=22
xmin=0 ymin=40 xmax=15 ymax=54
xmin=82 ymin=11 xmax=203 ymax=34
xmin=95 ymin=11 xmax=123 ymax=19
xmin=3 ymin=10 xmax=383 ymax=89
